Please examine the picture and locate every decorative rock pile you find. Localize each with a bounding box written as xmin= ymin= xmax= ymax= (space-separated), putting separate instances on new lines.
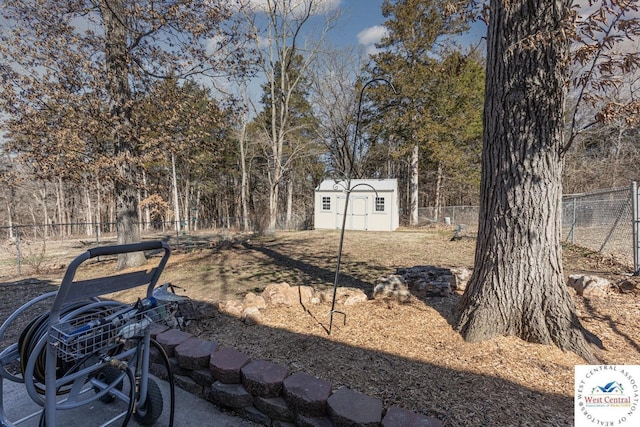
xmin=372 ymin=266 xmax=472 ymax=301
xmin=567 ymin=274 xmax=638 ymax=296
xmin=369 ymin=269 xmax=637 ymax=302
xmin=371 ymin=275 xmax=411 ymax=302
xmin=218 ymin=269 xmax=638 ymax=315
xmin=217 ymin=283 xmax=368 ymax=325
xmin=567 ymin=274 xmax=613 ymax=296
xmin=218 ymin=266 xmax=476 ymax=321
xmin=150 ymin=325 xmax=443 ymax=427
xmin=218 ymin=265 xmax=475 ymax=323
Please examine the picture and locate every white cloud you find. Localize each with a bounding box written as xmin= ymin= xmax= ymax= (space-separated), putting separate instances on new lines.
xmin=357 ymin=25 xmax=388 ymax=56
xmin=357 ymin=25 xmax=387 ymax=47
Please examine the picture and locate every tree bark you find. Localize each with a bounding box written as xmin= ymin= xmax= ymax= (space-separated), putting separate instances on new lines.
xmin=6 ymin=185 xmax=15 ymax=239
xmin=194 ymin=188 xmax=201 ymax=231
xmin=101 ymin=0 xmax=145 ymax=269
xmin=183 ymin=178 xmax=190 ymax=233
xmin=286 ymin=174 xmax=293 ymax=230
xmin=55 ymin=176 xmax=68 ymax=236
xmin=455 ymin=0 xmax=601 ymax=362
xmin=434 ymin=161 xmax=443 ymax=223
xmin=141 ymin=169 xmax=150 ymax=230
xmin=84 ymin=182 xmax=92 ymax=236
xmin=58 ymin=179 xmax=64 ymax=236
xmin=171 ymin=152 xmax=181 ymax=234
xmin=36 ymin=183 xmax=49 ymax=239
xmin=95 ymin=175 xmax=103 ymax=235
xmin=239 ymin=113 xmax=250 ymax=232
xmin=268 ymin=179 xmax=280 ymax=232
xmin=137 ymin=187 xmax=142 ymax=234
xmin=108 ymin=196 xmax=114 ymax=233
xmin=410 ymin=145 xmax=419 ymax=226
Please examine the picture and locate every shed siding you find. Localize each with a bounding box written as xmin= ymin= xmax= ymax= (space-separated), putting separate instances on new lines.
xmin=314 ymin=179 xmax=399 ymax=231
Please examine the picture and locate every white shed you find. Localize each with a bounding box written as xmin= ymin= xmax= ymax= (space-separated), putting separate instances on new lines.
xmin=314 ymin=179 xmax=399 ymax=231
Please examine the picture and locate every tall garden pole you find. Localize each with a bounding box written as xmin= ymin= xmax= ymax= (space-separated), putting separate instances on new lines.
xmin=329 ymin=78 xmax=395 ymax=334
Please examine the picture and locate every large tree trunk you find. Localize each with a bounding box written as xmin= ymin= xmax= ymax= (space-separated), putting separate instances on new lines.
xmin=102 ymin=0 xmax=145 ymax=269
xmin=268 ymin=178 xmax=280 ymax=232
xmin=455 ymin=0 xmax=601 ymax=362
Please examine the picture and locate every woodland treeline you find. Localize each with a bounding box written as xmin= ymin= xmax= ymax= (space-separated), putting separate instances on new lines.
xmin=1 ymin=0 xmax=638 ymax=239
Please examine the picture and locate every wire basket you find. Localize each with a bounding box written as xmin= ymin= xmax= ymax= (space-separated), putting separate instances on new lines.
xmin=50 ymin=301 xmax=173 ymax=362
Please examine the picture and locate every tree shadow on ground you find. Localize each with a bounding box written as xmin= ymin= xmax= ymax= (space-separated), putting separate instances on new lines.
xmin=241 ymin=240 xmax=388 ymax=292
xmin=0 ymin=278 xmax=58 ymax=347
xmin=581 ymin=295 xmax=640 ymax=353
xmin=414 ymin=294 xmax=460 ymax=327
xmin=238 ymin=247 xmax=466 ymax=337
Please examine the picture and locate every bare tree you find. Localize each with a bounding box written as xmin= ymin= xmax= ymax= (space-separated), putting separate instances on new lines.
xmin=564 ymin=67 xmax=640 ymax=192
xmin=244 ymin=0 xmax=339 ymax=232
xmin=0 ymin=0 xmax=248 ymax=267
xmin=564 ymin=0 xmax=640 ymax=151
xmin=308 ymin=46 xmax=365 ymax=177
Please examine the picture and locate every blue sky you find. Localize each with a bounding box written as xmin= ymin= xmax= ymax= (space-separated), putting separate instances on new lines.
xmin=333 ymin=0 xmax=387 ymax=53
xmin=328 ymin=0 xmax=486 ymax=56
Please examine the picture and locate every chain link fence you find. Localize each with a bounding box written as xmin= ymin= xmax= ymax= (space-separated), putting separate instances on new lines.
xmin=2 ymin=186 xmax=638 ymax=277
xmin=0 ymin=213 xmax=313 ymax=278
xmin=419 ymin=183 xmax=639 ymax=273
xmin=562 ymin=185 xmax=635 ymax=268
xmin=417 ymin=206 xmax=480 ymax=229
xmin=0 ymin=220 xmax=219 ymax=278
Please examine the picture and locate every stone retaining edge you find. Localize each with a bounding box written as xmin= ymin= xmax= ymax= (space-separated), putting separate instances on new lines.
xmin=151 ymin=326 xmax=443 ymax=427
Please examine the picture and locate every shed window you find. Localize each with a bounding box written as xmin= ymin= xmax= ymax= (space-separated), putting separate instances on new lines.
xmin=375 ymin=197 xmax=385 ymax=212
xmin=322 ymin=196 xmax=331 ymax=211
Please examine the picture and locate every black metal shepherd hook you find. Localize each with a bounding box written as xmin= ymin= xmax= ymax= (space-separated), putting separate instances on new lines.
xmin=328 ymin=77 xmax=396 ymax=335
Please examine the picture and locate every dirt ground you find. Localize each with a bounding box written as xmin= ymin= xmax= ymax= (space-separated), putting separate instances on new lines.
xmin=1 ymin=228 xmax=639 ymax=426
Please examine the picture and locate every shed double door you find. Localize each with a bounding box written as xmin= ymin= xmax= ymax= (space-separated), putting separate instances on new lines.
xmin=336 ymin=195 xmax=368 ymax=230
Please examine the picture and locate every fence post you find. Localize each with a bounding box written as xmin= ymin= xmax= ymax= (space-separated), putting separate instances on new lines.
xmin=633 ymin=181 xmax=638 ymax=276
xmin=571 ymin=198 xmax=576 ymax=244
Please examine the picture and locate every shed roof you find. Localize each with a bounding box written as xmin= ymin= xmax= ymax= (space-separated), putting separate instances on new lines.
xmin=316 ymin=178 xmax=398 ymax=192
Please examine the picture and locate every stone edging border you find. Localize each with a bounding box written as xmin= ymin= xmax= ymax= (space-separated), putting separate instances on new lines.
xmin=150 ymin=325 xmax=443 ymax=427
